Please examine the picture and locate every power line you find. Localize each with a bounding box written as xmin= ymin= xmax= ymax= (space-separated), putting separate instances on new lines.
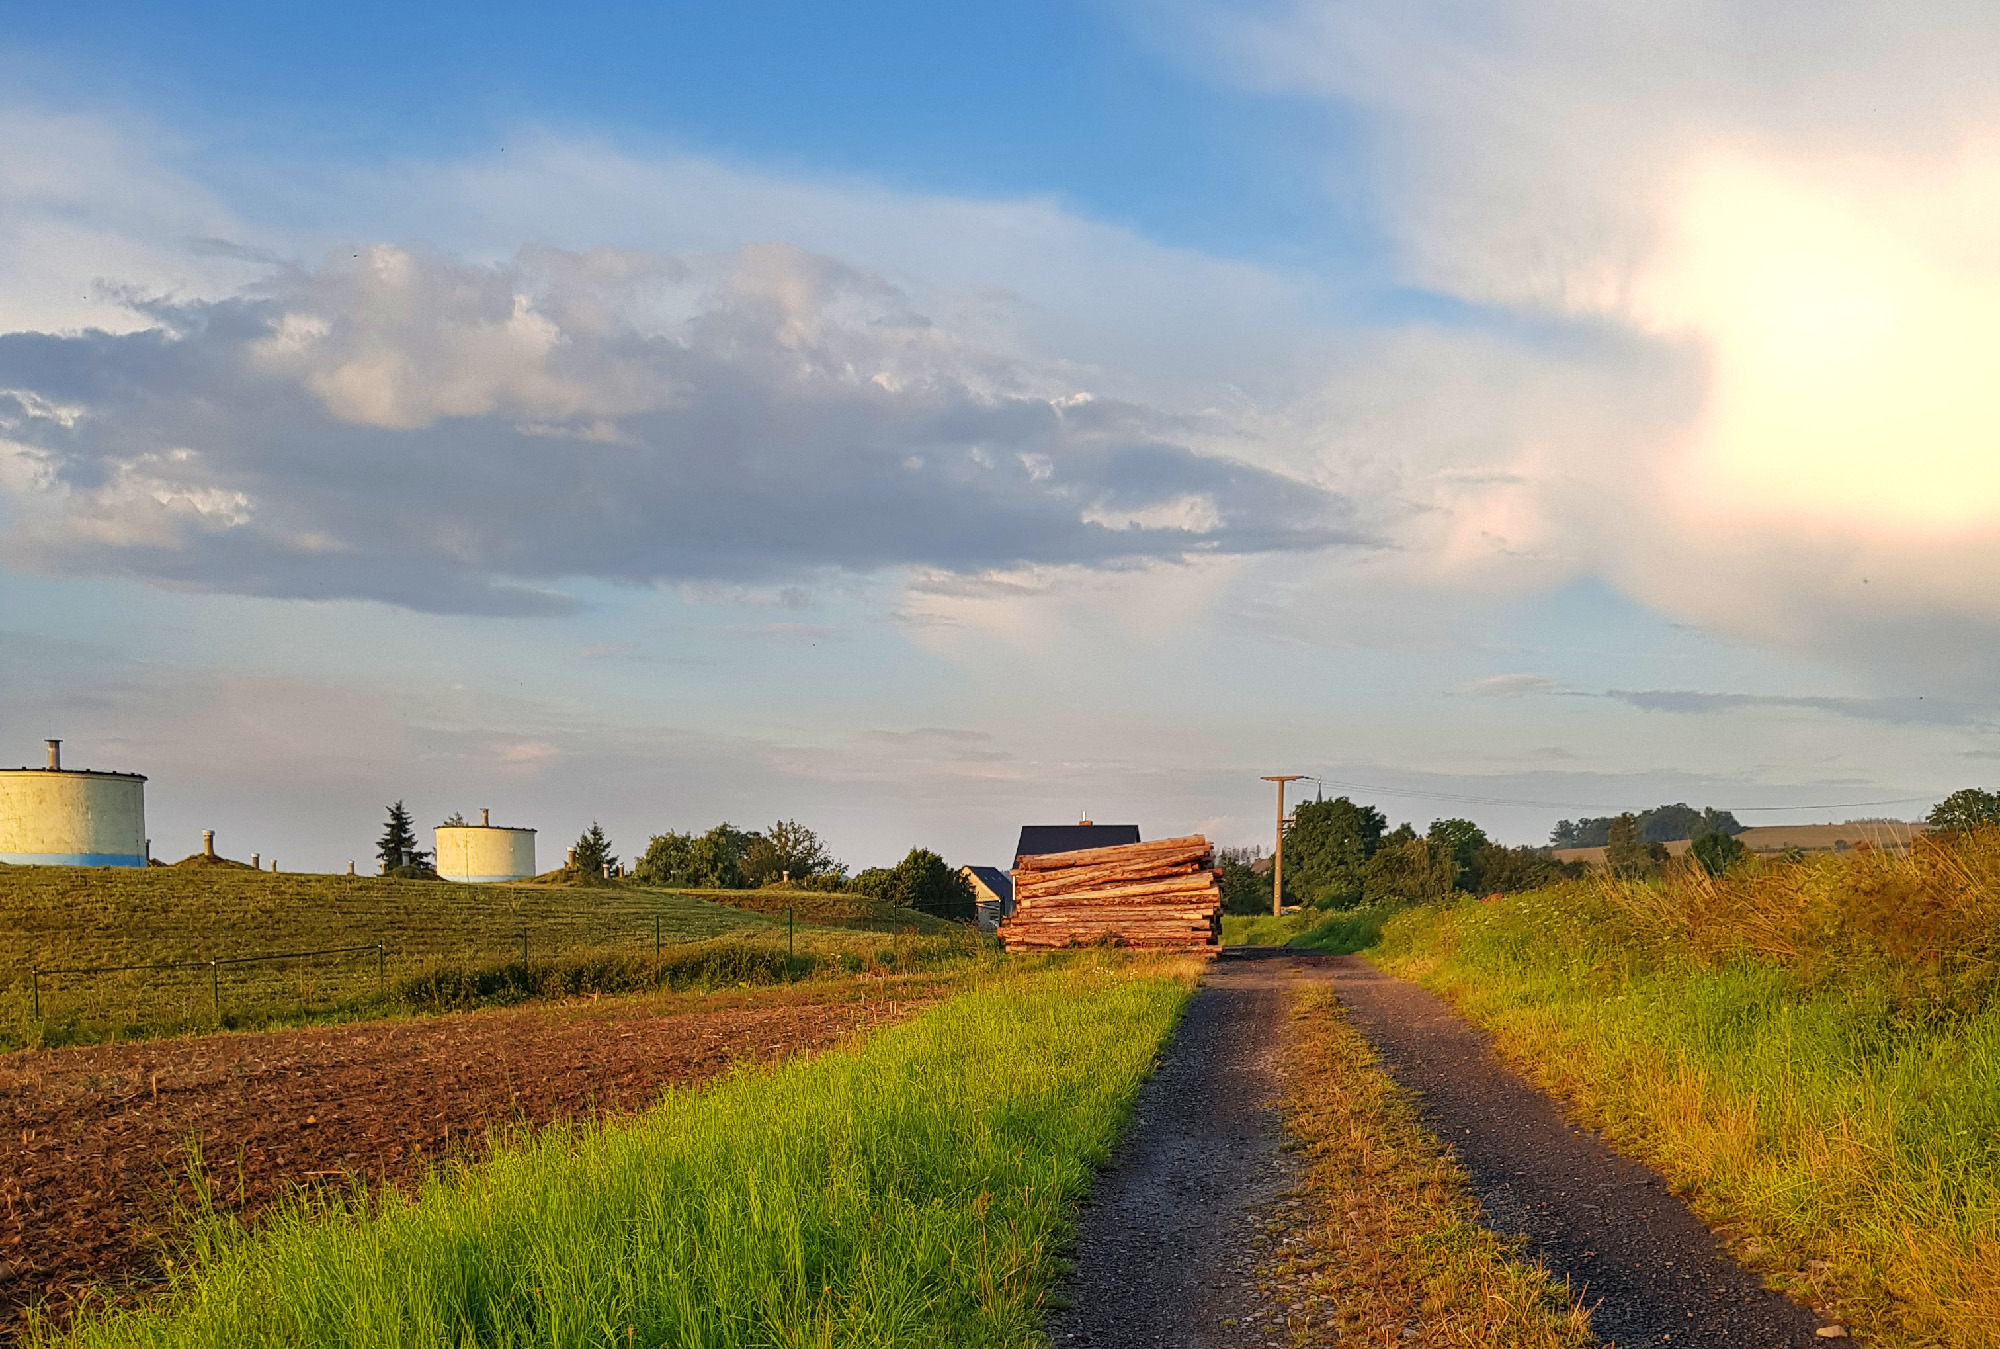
xmin=1307 ymin=777 xmax=1936 ymax=815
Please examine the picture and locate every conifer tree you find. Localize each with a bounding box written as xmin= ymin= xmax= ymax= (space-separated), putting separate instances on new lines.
xmin=377 ymin=800 xmax=428 ymax=874
xmin=572 ymin=821 xmax=617 ymax=877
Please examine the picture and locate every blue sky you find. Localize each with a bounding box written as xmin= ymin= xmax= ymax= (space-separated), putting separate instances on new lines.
xmin=4 ymin=1 xmax=1996 ymax=871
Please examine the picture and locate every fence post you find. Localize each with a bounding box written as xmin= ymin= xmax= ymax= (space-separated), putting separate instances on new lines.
xmin=377 ymin=944 xmax=386 ymax=996
xmin=655 ymin=914 xmax=661 ymax=960
xmin=788 ymin=907 xmax=794 ymax=968
xmin=31 ymin=968 xmax=39 ymax=1021
xmin=210 ymin=959 xmax=221 ymax=1024
xmin=520 ymin=929 xmax=527 ymax=966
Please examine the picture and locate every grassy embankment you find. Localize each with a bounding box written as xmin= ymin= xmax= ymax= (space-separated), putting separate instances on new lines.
xmin=1220 ymin=906 xmax=1398 ymax=954
xmin=33 ymin=957 xmax=1192 ymax=1349
xmin=1372 ymin=838 xmax=2000 ymax=1348
xmin=0 ymin=867 xmax=976 ymax=1049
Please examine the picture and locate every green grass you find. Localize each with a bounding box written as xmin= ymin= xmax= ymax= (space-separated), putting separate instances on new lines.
xmin=1372 ymin=862 xmax=2000 ymax=1348
xmin=0 ymin=867 xmax=970 ymax=1048
xmin=1218 ymin=911 xmax=1313 ymax=946
xmin=1220 ymin=904 xmax=1398 ymax=953
xmin=35 ymin=957 xmax=1193 ymax=1349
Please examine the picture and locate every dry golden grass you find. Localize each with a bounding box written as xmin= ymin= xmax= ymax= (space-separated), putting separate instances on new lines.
xmin=1265 ymin=983 xmax=1596 ymax=1348
xmin=1374 ymin=834 xmax=2000 ymax=1348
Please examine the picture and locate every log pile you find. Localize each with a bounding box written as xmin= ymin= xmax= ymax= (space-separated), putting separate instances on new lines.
xmin=1000 ymin=836 xmax=1220 ymax=952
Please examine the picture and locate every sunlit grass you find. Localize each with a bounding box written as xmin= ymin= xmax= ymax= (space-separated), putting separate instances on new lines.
xmin=0 ymin=867 xmax=974 ymax=1047
xmin=35 ymin=956 xmax=1194 ymax=1349
xmin=1371 ymin=839 xmax=2000 ymax=1348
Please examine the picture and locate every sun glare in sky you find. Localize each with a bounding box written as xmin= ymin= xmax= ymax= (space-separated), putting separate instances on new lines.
xmin=1647 ymin=151 xmax=2000 ymax=534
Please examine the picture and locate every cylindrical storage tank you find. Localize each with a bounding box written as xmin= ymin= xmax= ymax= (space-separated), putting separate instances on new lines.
xmin=434 ymin=821 xmax=536 ymax=882
xmin=0 ymin=745 xmax=147 ymax=867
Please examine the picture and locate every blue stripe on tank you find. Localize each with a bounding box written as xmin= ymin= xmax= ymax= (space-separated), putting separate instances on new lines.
xmin=0 ymin=852 xmax=148 ymax=867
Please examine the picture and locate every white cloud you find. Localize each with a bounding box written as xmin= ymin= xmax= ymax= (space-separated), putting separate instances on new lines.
xmin=0 ymin=241 xmax=1354 ymax=614
xmin=1174 ymin=1 xmax=2000 ymax=688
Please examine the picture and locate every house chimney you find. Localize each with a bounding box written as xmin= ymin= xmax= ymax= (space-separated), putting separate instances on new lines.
xmin=45 ymin=739 xmax=60 ymax=770
xmin=203 ymin=830 xmax=215 ymax=857
xmin=481 ymin=807 xmax=490 ymax=827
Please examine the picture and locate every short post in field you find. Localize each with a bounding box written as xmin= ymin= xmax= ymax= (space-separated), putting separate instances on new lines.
xmin=210 ymin=959 xmax=221 ymax=1023
xmin=1261 ymin=775 xmax=1305 ymax=917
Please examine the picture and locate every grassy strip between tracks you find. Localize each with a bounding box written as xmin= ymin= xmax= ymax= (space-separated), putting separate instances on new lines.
xmin=32 ymin=955 xmax=1194 ymax=1349
xmin=1262 ymin=984 xmax=1594 ymax=1349
xmin=1370 ymin=850 xmax=2000 ymax=1349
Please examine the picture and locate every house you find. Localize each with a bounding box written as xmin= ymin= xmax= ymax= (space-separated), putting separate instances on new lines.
xmin=960 ymin=865 xmax=1015 ymax=933
xmin=1014 ymin=821 xmax=1142 ymax=862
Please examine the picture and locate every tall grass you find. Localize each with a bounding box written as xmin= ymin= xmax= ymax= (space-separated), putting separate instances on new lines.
xmin=36 ymin=957 xmax=1192 ymax=1349
xmin=1373 ymin=835 xmax=2000 ymax=1348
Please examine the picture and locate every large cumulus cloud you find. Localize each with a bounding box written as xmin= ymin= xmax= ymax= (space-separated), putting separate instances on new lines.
xmin=1178 ymin=0 xmax=2000 ymax=690
xmin=0 ymin=241 xmax=1355 ymax=614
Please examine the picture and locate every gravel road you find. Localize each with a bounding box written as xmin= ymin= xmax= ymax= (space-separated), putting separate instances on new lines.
xmin=1322 ymin=954 xmax=1831 ymax=1347
xmin=1048 ymin=948 xmax=1838 ymax=1348
xmin=1044 ymin=951 xmax=1301 ymax=1348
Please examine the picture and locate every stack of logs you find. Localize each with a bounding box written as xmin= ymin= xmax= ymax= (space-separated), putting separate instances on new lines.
xmin=1000 ymin=835 xmax=1221 ymax=952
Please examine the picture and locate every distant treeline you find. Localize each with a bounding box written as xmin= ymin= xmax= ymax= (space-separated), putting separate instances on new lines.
xmin=1550 ymin=804 xmax=1744 ymax=848
xmin=1220 ymin=798 xmax=1585 ymax=915
xmin=619 ymin=819 xmax=976 ymax=922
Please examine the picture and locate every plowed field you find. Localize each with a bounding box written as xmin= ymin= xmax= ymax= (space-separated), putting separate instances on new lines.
xmin=0 ymin=985 xmax=934 ymax=1336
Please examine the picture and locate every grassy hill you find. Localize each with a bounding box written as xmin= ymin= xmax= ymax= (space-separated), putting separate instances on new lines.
xmin=0 ymin=866 xmax=964 ymax=1047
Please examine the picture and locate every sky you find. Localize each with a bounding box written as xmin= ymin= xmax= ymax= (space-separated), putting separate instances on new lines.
xmin=5 ymin=0 xmax=1999 ymax=872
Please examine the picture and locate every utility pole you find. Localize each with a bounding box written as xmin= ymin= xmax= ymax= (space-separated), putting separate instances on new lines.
xmin=1262 ymin=775 xmax=1306 ymax=917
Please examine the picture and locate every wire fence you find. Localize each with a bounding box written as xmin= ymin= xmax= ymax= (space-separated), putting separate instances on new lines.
xmin=21 ymin=910 xmax=807 ymax=1031
xmin=31 ymin=944 xmax=386 ymax=1023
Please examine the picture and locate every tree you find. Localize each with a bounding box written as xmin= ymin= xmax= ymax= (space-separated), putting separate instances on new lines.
xmin=376 ymin=801 xmax=430 ymax=875
xmin=1362 ymin=836 xmax=1458 ymax=906
xmin=439 ymin=811 xmax=468 ymax=827
xmin=1604 ymin=813 xmax=1663 ymax=880
xmin=849 ymin=848 xmax=976 ymax=921
xmin=1285 ymin=797 xmax=1387 ymax=908
xmin=634 ymin=823 xmax=758 ymax=888
xmin=1217 ymin=846 xmax=1272 ymax=915
xmin=1425 ymin=818 xmax=1490 ymax=889
xmin=1926 ymin=788 xmax=2000 ymax=833
xmin=1690 ymin=831 xmax=1747 ymax=877
xmin=744 ymin=819 xmax=842 ymax=886
xmin=1553 ymin=804 xmax=1744 ymax=847
xmin=572 ymin=822 xmax=616 ymax=877
xmin=1466 ymin=843 xmax=1581 ymax=894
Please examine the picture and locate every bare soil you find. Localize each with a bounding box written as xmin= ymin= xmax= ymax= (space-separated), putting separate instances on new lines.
xmin=0 ymin=984 xmax=933 ymax=1337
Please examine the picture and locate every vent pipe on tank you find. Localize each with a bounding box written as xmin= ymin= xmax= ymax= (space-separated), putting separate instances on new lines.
xmin=481 ymin=807 xmax=490 ymax=827
xmin=46 ymin=739 xmax=60 ymax=770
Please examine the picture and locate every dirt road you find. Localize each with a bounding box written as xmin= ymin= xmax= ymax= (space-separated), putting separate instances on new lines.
xmin=1050 ymin=949 xmax=1834 ymax=1348
xmin=1044 ymin=949 xmax=1303 ymax=1348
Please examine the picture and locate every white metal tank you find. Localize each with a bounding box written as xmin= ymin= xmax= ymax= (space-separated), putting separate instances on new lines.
xmin=0 ymin=740 xmax=147 ymax=867
xmin=434 ymin=808 xmax=536 ymax=882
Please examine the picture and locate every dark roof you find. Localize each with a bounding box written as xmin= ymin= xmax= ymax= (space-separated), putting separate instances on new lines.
xmin=1014 ymin=824 xmax=1142 ymax=861
xmin=962 ymin=865 xmax=1013 ymax=901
